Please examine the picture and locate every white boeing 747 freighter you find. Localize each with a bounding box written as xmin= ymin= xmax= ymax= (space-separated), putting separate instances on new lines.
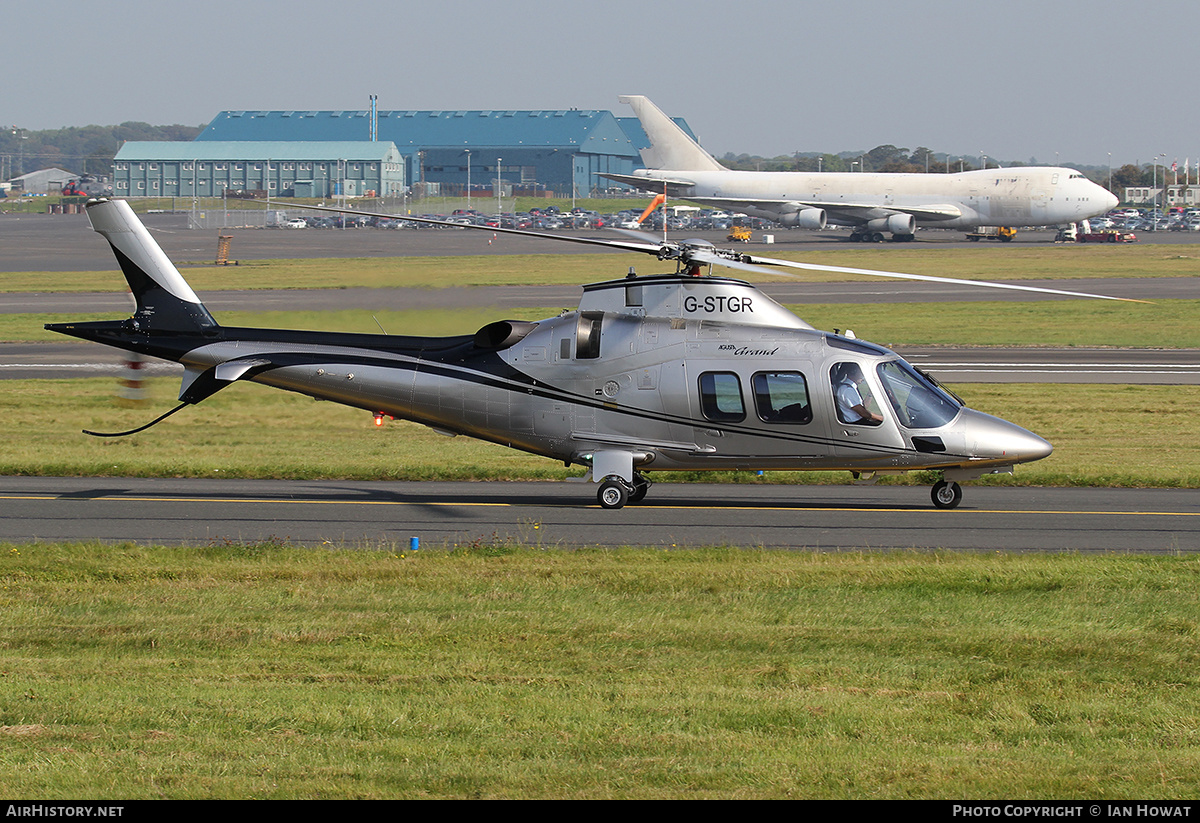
xmin=601 ymin=95 xmax=1118 ymax=241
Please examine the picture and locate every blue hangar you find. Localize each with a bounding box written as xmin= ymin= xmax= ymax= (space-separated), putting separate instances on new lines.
xmin=192 ymin=107 xmax=695 ymax=197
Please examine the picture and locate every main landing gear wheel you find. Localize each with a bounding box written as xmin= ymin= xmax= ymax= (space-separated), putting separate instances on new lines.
xmin=931 ymin=480 xmax=963 ymax=509
xmin=598 ymin=478 xmax=632 ymax=509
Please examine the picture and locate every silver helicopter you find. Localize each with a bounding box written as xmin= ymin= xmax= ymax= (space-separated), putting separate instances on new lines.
xmin=48 ymin=198 xmax=1136 ymax=510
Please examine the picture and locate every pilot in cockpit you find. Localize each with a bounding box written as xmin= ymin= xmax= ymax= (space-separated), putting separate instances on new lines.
xmin=833 ymin=363 xmax=883 ymax=425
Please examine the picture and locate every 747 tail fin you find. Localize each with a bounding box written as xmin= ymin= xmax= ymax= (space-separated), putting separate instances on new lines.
xmin=618 ymin=95 xmax=725 ymax=172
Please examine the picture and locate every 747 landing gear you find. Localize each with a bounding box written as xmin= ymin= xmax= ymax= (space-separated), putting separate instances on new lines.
xmin=931 ymin=480 xmax=963 ymax=509
xmin=850 ymin=230 xmax=886 ymax=243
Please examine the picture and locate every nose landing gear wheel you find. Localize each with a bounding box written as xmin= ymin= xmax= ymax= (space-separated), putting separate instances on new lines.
xmin=598 ymin=478 xmax=632 ymax=509
xmin=931 ymin=480 xmax=963 ymax=509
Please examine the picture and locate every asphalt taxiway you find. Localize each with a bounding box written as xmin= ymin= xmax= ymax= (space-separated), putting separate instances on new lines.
xmin=4 ymin=210 xmax=1200 ymax=272
xmin=2 ymin=477 xmax=1197 ymax=553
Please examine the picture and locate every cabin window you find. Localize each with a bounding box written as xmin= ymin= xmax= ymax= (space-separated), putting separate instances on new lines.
xmin=876 ymin=360 xmax=961 ymax=429
xmin=753 ymin=371 xmax=812 ymax=424
xmin=831 ymin=362 xmax=882 ymax=426
xmin=699 ymin=372 xmax=745 ymax=423
xmin=576 ymin=312 xmax=603 ymax=359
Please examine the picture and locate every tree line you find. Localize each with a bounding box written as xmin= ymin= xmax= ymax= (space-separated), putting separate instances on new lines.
xmin=1 ymin=122 xmax=204 ymax=180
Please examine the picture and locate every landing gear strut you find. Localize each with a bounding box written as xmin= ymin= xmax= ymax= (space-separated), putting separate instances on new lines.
xmin=931 ymin=480 xmax=963 ymax=509
xmin=628 ymin=472 xmax=651 ymax=503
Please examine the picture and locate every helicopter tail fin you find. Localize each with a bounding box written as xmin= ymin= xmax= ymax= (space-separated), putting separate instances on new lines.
xmin=85 ymin=198 xmax=218 ymax=333
xmin=618 ymin=95 xmax=725 ymax=173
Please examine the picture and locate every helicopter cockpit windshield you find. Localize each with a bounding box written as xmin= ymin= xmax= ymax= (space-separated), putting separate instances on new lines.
xmin=876 ymin=360 xmax=962 ymax=429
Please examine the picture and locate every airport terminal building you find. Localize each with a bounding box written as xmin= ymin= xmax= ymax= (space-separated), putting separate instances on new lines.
xmin=112 ymin=141 xmax=407 ymax=199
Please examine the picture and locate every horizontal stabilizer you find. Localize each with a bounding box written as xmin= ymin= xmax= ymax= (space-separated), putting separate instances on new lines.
xmin=598 ymin=172 xmax=698 ymax=197
xmin=179 ymin=358 xmax=274 ymax=404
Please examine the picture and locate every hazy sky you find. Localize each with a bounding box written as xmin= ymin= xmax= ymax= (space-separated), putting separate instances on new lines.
xmin=8 ymin=0 xmax=1197 ymax=168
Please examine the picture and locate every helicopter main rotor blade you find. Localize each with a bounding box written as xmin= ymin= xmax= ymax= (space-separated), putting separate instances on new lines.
xmin=282 ymin=202 xmax=1146 ymax=303
xmin=739 ymin=254 xmax=1151 ymax=303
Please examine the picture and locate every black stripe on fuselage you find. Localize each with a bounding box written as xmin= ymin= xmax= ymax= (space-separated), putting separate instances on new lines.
xmin=223 ymin=340 xmax=967 ymax=461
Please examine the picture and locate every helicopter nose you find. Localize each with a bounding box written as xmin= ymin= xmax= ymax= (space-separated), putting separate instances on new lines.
xmin=964 ymin=410 xmax=1053 ymax=465
xmin=1007 ymin=428 xmax=1054 ymax=464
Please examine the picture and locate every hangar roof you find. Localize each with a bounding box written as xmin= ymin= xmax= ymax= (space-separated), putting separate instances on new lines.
xmin=115 ymin=141 xmax=401 ymax=161
xmin=197 ymin=110 xmax=641 ymax=157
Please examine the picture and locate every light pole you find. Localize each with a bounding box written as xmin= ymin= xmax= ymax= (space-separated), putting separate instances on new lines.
xmin=1154 ymin=153 xmax=1166 ymax=215
xmin=13 ymin=127 xmax=26 ymax=179
xmin=1108 ymin=152 xmax=1112 ymax=194
xmin=338 ymin=159 xmax=345 ymax=225
xmin=464 ymin=149 xmax=471 ymax=212
xmin=496 ymin=157 xmax=502 ymax=219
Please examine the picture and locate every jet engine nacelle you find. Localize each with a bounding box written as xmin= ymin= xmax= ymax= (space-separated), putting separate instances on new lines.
xmin=777 ymin=207 xmax=827 ymax=229
xmin=866 ymin=213 xmax=915 ymax=235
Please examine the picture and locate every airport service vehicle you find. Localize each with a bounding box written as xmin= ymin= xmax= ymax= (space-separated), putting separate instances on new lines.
xmin=1076 ymin=230 xmax=1137 ymax=243
xmin=48 ymin=199 xmax=1136 ymax=510
xmin=966 ymin=226 xmax=1017 ymax=242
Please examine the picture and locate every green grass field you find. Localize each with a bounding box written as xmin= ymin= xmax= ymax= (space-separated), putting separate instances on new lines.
xmin=5 ymin=243 xmax=1198 ymax=292
xmin=10 ymin=298 xmax=1200 ymax=348
xmin=4 ymin=378 xmax=1199 ymax=487
xmin=2 ymin=545 xmax=1198 ymax=799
